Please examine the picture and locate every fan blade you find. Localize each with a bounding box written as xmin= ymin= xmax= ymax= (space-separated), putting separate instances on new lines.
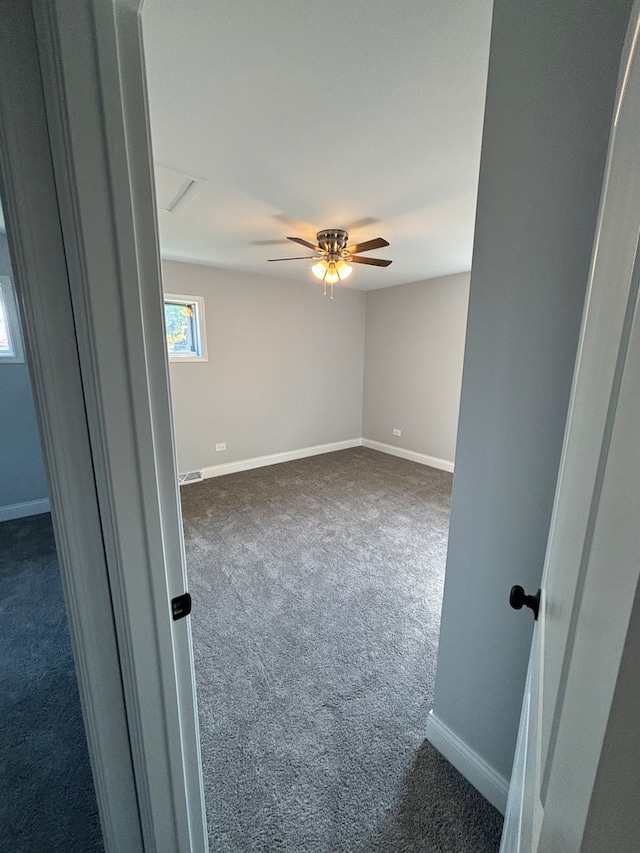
xmin=287 ymin=236 xmax=321 ymax=251
xmin=349 ymin=255 xmax=392 ymax=267
xmin=346 ymin=237 xmax=389 ymax=254
xmin=268 ymin=256 xmax=317 ymax=261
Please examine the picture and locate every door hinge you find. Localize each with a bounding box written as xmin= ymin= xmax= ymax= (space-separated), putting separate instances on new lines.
xmin=171 ymin=592 xmax=192 ymax=621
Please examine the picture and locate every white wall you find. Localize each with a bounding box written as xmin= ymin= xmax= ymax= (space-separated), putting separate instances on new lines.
xmin=363 ymin=273 xmax=470 ymax=464
xmin=430 ymin=0 xmax=632 ymax=799
xmin=163 ymin=261 xmax=366 ymax=473
xmin=0 ymin=234 xmax=48 ymax=513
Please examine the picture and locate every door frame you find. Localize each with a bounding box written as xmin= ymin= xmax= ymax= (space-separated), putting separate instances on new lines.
xmin=0 ymin=4 xmax=142 ymax=850
xmin=0 ymin=1 xmax=208 ymax=851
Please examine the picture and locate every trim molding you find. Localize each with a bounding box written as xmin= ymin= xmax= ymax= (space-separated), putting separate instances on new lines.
xmin=185 ymin=437 xmax=454 ymax=482
xmin=1 ymin=3 xmax=144 ymax=849
xmin=32 ymin=1 xmax=208 ymax=849
xmin=426 ymin=710 xmax=509 ymax=814
xmin=362 ymin=438 xmax=454 ymax=473
xmin=200 ymin=439 xmax=362 ymax=479
xmin=0 ymin=498 xmax=50 ymax=522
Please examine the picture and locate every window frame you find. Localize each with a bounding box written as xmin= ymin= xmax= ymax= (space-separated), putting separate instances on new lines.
xmin=0 ymin=274 xmax=25 ymax=363
xmin=163 ymin=292 xmax=207 ymax=363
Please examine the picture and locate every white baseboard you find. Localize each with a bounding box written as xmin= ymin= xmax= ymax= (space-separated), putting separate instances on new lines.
xmin=362 ymin=438 xmax=454 ymax=473
xmin=0 ymin=498 xmax=51 ymax=522
xmin=426 ymin=710 xmax=509 ymax=814
xmin=186 ymin=437 xmax=454 ymax=482
xmin=200 ymin=438 xmax=363 ymax=480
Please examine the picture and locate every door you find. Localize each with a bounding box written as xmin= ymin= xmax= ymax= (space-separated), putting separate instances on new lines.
xmin=501 ymin=4 xmax=640 ymax=850
xmin=0 ymin=2 xmax=208 ymax=851
xmin=0 ymin=4 xmax=143 ymax=850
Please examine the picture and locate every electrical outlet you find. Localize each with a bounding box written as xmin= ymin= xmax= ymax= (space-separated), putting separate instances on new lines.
xmin=393 ymin=428 xmax=401 ymax=437
xmin=215 ymin=442 xmax=227 ymax=452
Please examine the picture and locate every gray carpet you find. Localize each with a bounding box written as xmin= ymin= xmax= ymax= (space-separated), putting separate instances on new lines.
xmin=181 ymin=447 xmax=504 ymax=852
xmin=0 ymin=514 xmax=103 ymax=853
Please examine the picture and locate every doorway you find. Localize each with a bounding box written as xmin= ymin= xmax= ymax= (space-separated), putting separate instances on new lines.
xmin=154 ymin=252 xmax=501 ymax=849
xmin=0 ymin=4 xmax=632 ymax=848
xmin=0 ymin=212 xmax=102 ymax=851
xmin=143 ymin=0 xmax=504 ymax=843
xmin=142 ymin=0 xmax=635 ymax=847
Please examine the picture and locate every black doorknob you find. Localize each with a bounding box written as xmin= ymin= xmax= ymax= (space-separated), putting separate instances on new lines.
xmin=509 ymin=585 xmax=541 ymax=621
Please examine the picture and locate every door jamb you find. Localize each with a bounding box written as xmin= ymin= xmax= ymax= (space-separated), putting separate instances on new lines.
xmin=1 ymin=1 xmax=209 ymax=851
xmin=0 ymin=3 xmax=143 ymax=850
xmin=32 ymin=1 xmax=209 ymax=849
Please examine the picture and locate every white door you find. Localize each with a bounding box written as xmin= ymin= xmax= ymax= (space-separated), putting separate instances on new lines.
xmin=1 ymin=2 xmax=209 ymax=851
xmin=501 ymin=5 xmax=640 ymax=851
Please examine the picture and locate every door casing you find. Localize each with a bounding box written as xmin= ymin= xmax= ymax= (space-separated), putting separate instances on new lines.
xmin=0 ymin=1 xmax=208 ymax=851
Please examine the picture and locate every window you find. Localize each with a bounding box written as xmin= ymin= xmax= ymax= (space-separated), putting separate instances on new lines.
xmin=163 ymin=293 xmax=207 ymax=362
xmin=0 ymin=276 xmax=25 ymax=363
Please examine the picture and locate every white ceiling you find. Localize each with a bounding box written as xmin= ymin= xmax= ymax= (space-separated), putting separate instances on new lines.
xmin=142 ymin=0 xmax=493 ymax=290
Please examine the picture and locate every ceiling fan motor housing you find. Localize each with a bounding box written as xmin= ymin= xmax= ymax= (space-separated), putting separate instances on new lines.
xmin=317 ymin=229 xmax=349 ymax=256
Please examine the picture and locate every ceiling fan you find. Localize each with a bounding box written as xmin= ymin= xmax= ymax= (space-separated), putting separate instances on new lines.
xmin=268 ymin=229 xmax=392 ymax=298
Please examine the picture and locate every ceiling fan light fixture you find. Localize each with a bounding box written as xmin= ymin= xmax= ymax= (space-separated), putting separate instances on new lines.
xmin=324 ymin=263 xmax=340 ymax=285
xmin=336 ymin=260 xmax=352 ymax=280
xmin=311 ymin=260 xmax=328 ymax=280
xmin=268 ymin=228 xmax=391 ymax=297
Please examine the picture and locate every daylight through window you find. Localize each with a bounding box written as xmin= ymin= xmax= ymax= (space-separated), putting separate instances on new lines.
xmin=0 ymin=277 xmax=24 ymax=363
xmin=163 ymin=293 xmax=207 ymax=362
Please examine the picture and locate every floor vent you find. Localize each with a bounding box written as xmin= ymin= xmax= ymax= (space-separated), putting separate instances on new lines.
xmin=178 ymin=470 xmax=203 ymax=486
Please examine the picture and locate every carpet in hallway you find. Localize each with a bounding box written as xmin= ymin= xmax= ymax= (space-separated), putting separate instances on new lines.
xmin=0 ymin=514 xmax=103 ymax=853
xmin=181 ymin=447 xmax=504 ymax=852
